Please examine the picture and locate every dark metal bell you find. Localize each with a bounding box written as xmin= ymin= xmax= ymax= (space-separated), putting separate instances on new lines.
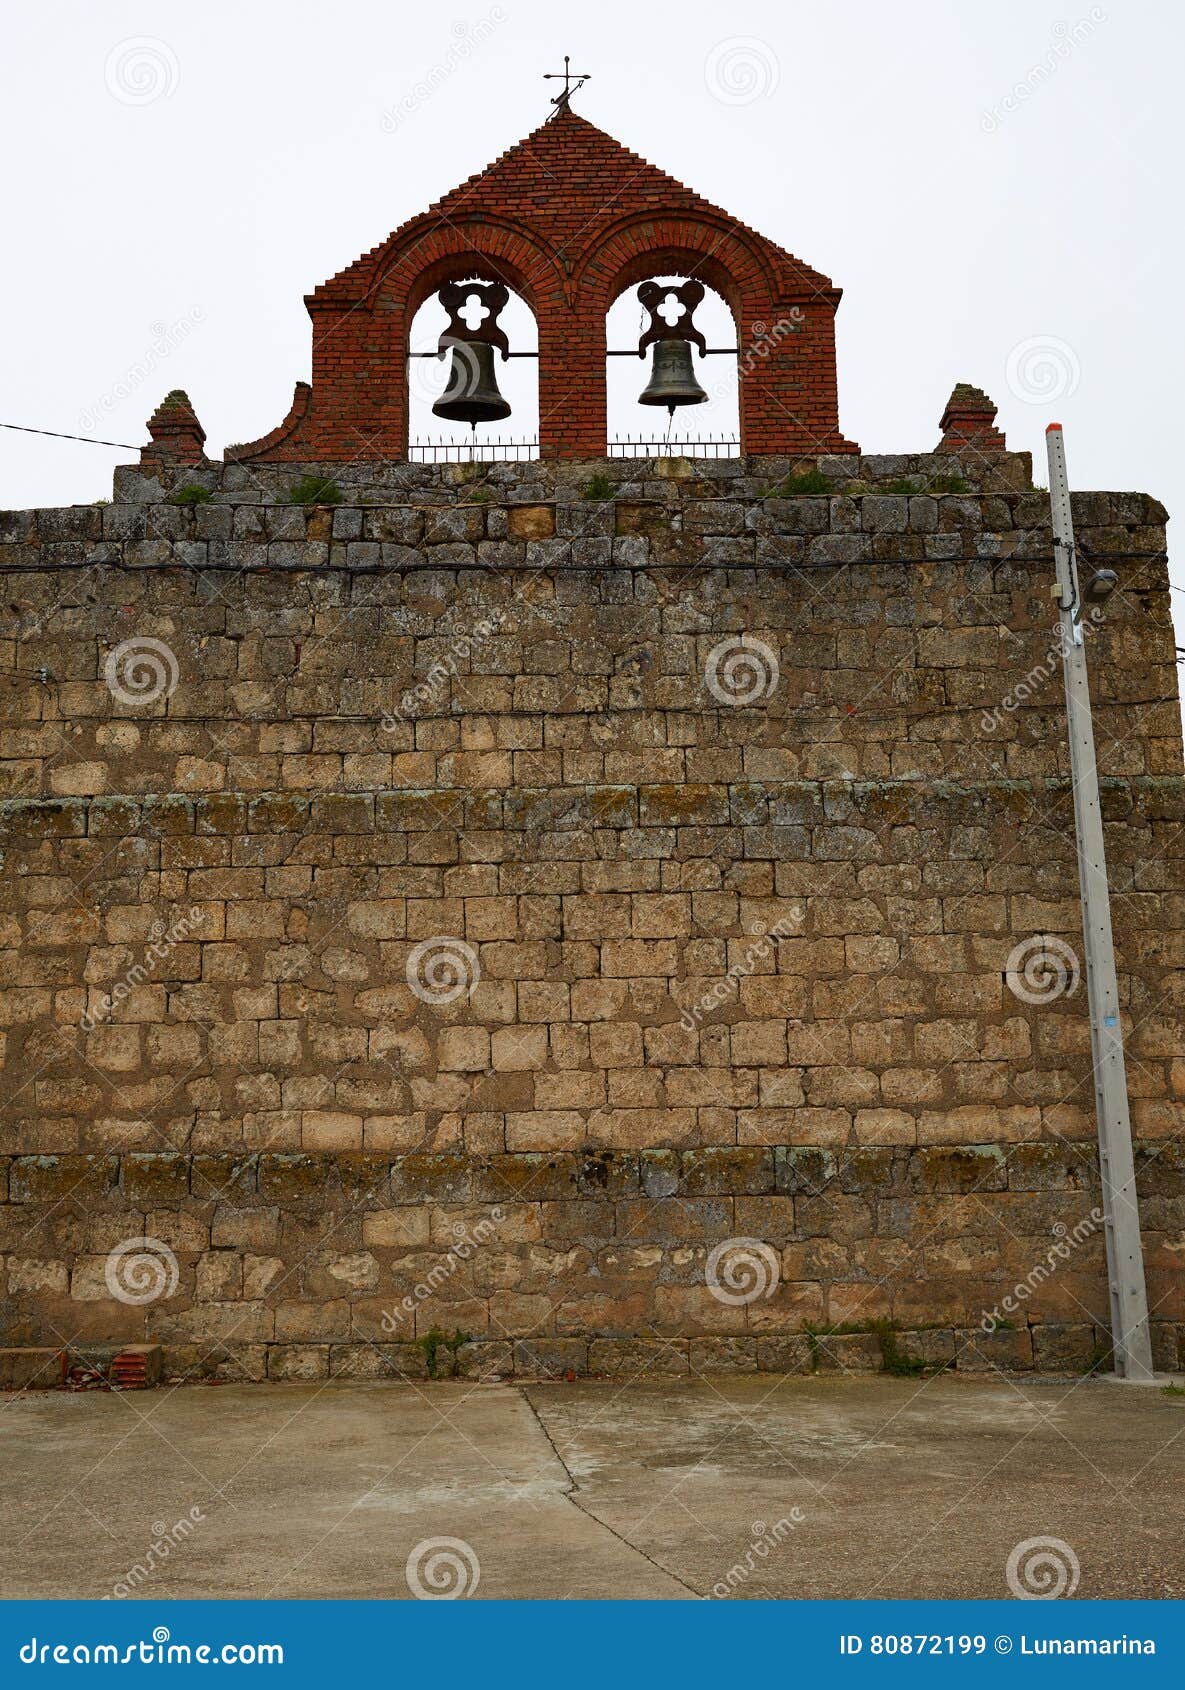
xmin=638 ymin=339 xmax=708 ymax=414
xmin=432 ymin=341 xmax=511 ymax=425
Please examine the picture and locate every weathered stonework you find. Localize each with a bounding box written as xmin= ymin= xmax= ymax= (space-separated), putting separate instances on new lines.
xmin=1 ymin=445 xmax=1182 ymax=1380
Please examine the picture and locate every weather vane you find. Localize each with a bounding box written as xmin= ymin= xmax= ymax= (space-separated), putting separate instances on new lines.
xmin=544 ymin=55 xmax=590 ymax=116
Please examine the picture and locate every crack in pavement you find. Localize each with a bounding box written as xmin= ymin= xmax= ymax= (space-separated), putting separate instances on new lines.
xmin=518 ymin=1384 xmax=704 ymax=1599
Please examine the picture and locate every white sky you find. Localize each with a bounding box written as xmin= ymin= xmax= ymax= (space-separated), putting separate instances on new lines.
xmin=0 ymin=0 xmax=1181 ymax=690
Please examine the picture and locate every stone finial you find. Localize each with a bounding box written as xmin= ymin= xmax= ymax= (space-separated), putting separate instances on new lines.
xmin=142 ymin=389 xmax=207 ymax=464
xmin=937 ymin=383 xmax=1007 ymax=455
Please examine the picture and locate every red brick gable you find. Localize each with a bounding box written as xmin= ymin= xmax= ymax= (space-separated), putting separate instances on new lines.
xmin=224 ymin=108 xmax=856 ymax=462
xmin=313 ymin=111 xmax=835 ymax=306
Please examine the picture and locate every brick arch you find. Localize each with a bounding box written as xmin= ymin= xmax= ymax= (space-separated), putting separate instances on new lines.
xmin=573 ymin=215 xmax=846 ymax=457
xmin=595 ymin=255 xmax=743 ymax=458
xmin=374 ymin=225 xmax=562 ymax=457
xmin=397 ymin=251 xmax=545 ymax=454
xmin=233 ymin=221 xmax=565 ymax=462
xmin=367 ymin=215 xmax=567 ymax=316
xmin=228 ymin=110 xmax=856 ymax=462
xmin=578 ymin=211 xmax=782 ymax=311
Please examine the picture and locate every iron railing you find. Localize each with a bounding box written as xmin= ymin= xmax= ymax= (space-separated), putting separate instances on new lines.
xmin=408 ymin=436 xmax=539 ymax=463
xmin=407 ymin=435 xmax=742 ymax=463
xmin=608 ymin=434 xmax=740 ymax=459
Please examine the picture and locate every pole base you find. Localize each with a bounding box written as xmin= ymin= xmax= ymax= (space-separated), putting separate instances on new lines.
xmin=1098 ymin=1372 xmax=1184 ymax=1389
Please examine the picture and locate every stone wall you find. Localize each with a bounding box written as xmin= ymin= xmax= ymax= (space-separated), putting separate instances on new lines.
xmin=1 ymin=450 xmax=1182 ymax=1381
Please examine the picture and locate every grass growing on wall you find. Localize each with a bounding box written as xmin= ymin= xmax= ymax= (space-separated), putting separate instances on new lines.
xmin=287 ymin=474 xmax=344 ymax=506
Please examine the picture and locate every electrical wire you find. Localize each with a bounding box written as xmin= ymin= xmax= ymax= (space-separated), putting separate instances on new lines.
xmin=1 ymin=421 xmax=140 ymax=449
xmin=0 ymin=417 xmax=1177 ymax=593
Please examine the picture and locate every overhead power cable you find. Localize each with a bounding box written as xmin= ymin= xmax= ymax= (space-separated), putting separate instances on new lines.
xmin=0 ymin=421 xmax=140 ymax=449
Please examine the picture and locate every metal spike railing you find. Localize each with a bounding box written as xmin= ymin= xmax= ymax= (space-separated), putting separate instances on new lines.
xmin=607 ymin=433 xmax=740 ymax=460
xmin=407 ymin=434 xmax=741 ymax=463
xmin=407 ymin=436 xmax=539 ymax=464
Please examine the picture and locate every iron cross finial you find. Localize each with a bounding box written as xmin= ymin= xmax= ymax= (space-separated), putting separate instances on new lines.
xmin=544 ymin=55 xmax=590 ymax=115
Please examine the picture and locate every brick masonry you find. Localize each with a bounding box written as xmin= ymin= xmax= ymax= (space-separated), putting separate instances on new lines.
xmin=193 ymin=110 xmax=857 ymax=465
xmin=1 ymin=442 xmax=1183 ymax=1382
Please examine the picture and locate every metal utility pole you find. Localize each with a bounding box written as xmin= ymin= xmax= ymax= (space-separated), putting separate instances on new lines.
xmin=1045 ymin=423 xmax=1154 ymax=1380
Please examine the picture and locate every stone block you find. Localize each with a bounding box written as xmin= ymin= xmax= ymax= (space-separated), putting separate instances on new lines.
xmin=267 ymin=1344 xmax=329 ymax=1381
xmin=512 ymin=1338 xmax=589 ymax=1377
xmin=755 ymin=1335 xmax=814 ymax=1374
xmin=588 ymin=1339 xmax=690 ymax=1377
xmin=954 ymin=1326 xmax=1035 ymax=1372
xmin=0 ymin=1348 xmax=62 ymax=1389
xmin=689 ymin=1336 xmax=758 ymax=1376
xmin=813 ymin=1332 xmax=884 ymax=1372
xmin=1031 ymin=1321 xmax=1103 ymax=1373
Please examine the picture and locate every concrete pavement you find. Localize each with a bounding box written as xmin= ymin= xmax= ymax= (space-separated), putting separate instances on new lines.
xmin=527 ymin=1373 xmax=1185 ymax=1599
xmin=0 ymin=1381 xmax=688 ymax=1600
xmin=2 ymin=1373 xmax=1183 ymax=1599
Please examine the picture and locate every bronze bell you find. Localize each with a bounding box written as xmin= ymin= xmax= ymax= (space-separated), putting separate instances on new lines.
xmin=638 ymin=339 xmax=708 ymax=415
xmin=432 ymin=340 xmax=511 ymax=425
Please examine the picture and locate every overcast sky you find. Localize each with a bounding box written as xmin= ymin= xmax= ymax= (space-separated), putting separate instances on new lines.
xmin=1 ymin=1 xmax=1181 ymax=686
